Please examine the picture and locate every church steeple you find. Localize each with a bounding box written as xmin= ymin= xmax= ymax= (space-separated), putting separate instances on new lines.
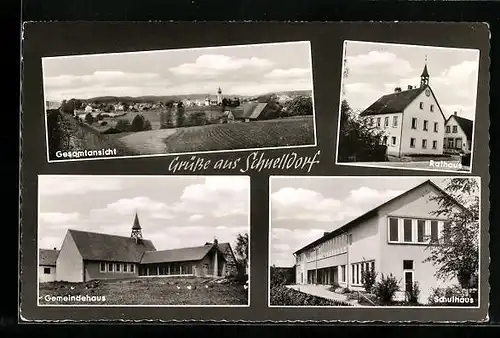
xmin=131 ymin=211 xmax=143 ymax=243
xmin=420 ymin=55 xmax=430 ymax=88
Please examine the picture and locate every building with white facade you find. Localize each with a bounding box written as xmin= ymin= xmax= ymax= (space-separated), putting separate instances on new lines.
xmin=359 ymin=63 xmax=447 ymax=157
xmin=444 ymin=112 xmax=473 ymax=154
xmin=293 ymin=179 xmax=468 ymax=304
xmin=39 ymin=248 xmax=59 ymax=283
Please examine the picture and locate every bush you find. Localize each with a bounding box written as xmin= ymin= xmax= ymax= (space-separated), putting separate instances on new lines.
xmin=100 ymin=121 xmax=108 ymax=126
xmin=406 ymin=281 xmax=421 ymax=304
xmin=374 ymin=273 xmax=400 ymax=304
xmin=270 ymin=285 xmax=353 ymax=306
xmin=362 ymin=268 xmax=378 ymax=293
xmin=84 ymin=113 xmax=94 ymax=124
xmin=143 ymin=119 xmax=152 ymax=131
xmin=96 ymin=113 xmax=104 ymax=121
xmin=270 ymin=266 xmax=295 ymax=288
xmin=115 ymin=119 xmax=131 ymax=132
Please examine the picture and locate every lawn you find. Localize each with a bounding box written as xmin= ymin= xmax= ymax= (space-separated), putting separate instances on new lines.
xmin=39 ymin=277 xmax=248 ymax=306
xmin=118 ymin=115 xmax=315 ymax=155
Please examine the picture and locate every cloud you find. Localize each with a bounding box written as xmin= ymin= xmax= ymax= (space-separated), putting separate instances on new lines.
xmin=105 ymin=196 xmax=168 ymax=215
xmin=271 ymin=186 xmax=404 ymax=224
xmin=169 ymin=54 xmax=273 ymax=77
xmin=39 ymin=212 xmax=80 ymax=224
xmin=44 ymin=71 xmax=165 ymax=89
xmin=174 ymin=176 xmax=250 ymax=218
xmin=264 ymin=68 xmax=310 ymax=79
xmin=38 ymin=176 xmax=123 ymax=196
xmin=189 ymin=214 xmax=205 ymax=222
xmin=270 ymin=228 xmax=327 ymax=266
xmin=347 ymin=51 xmax=414 ymax=76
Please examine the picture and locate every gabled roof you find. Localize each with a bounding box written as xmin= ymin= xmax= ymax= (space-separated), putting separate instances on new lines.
xmin=293 ymin=180 xmax=468 ymax=255
xmin=360 ymin=87 xmax=425 ymax=117
xmin=205 ymin=242 xmax=237 ymax=262
xmin=68 ymin=229 xmax=156 ymax=263
xmin=140 ymin=244 xmax=226 ymax=264
xmin=39 ymin=249 xmax=59 ymax=266
xmin=231 ymin=102 xmax=268 ymax=119
xmin=447 ymin=115 xmax=473 ymax=141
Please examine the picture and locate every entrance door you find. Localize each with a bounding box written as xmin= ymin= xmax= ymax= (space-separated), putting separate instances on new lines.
xmin=404 ymin=271 xmax=414 ymax=294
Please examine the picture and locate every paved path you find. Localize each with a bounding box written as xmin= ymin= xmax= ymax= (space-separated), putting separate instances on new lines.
xmin=286 ymin=284 xmax=360 ymax=306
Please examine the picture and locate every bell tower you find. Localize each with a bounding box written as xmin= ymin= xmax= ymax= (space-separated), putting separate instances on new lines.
xmin=217 ymin=87 xmax=223 ymax=104
xmin=420 ymin=55 xmax=430 ymax=88
xmin=131 ymin=211 xmax=143 ymax=244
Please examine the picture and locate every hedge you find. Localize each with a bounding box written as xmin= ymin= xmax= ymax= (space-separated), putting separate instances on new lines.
xmin=270 ymin=285 xmax=353 ymax=306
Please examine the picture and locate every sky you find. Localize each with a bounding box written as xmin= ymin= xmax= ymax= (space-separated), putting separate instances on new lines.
xmin=38 ymin=176 xmax=250 ymax=252
xmin=341 ymin=40 xmax=480 ymax=120
xmin=42 ymin=41 xmax=313 ymax=102
xmin=269 ymin=176 xmax=453 ymax=267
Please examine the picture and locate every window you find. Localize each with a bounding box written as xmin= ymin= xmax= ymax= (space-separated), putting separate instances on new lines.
xmin=446 ymin=126 xmax=451 ymax=133
xmin=432 ymin=140 xmax=438 ymax=149
xmin=434 ymin=122 xmax=438 ymax=132
xmin=404 ymin=219 xmax=413 ymax=242
xmin=384 ymin=116 xmax=389 ymax=128
xmin=389 ymin=218 xmax=399 ymax=242
xmin=411 ymin=118 xmax=417 ymax=129
xmin=430 ymin=104 xmax=435 ymax=112
xmin=391 ymin=136 xmax=396 ymax=146
xmin=100 ymin=262 xmax=106 ymax=272
xmin=456 ymin=138 xmax=463 ymax=149
xmin=377 ymin=117 xmax=381 ymax=127
xmin=342 ymin=265 xmax=346 ymax=282
xmin=423 ymin=120 xmax=429 ymax=131
xmin=417 ymin=220 xmax=425 ymax=243
xmin=382 ymin=136 xmax=388 ymax=145
xmin=452 ymin=126 xmax=458 ymax=133
xmin=371 ymin=261 xmax=375 ymax=272
xmin=422 ymin=139 xmax=428 ymax=149
xmin=116 ymin=263 xmax=121 ymax=272
xmin=108 ymin=263 xmax=114 ymax=272
xmin=393 ymin=116 xmax=398 ymax=127
xmin=430 ymin=221 xmax=438 ymax=241
xmin=123 ymin=264 xmax=128 ymax=272
xmin=130 ymin=264 xmax=135 ymax=273
xmin=44 ymin=267 xmax=51 ymax=274
xmin=370 ymin=118 xmax=374 ymax=126
xmin=352 ymin=265 xmax=355 ymax=284
xmin=443 ymin=221 xmax=451 ymax=243
xmin=403 ymin=260 xmax=414 ymax=270
xmin=419 ymin=102 xmax=424 ymax=109
xmin=410 ymin=138 xmax=416 ymax=148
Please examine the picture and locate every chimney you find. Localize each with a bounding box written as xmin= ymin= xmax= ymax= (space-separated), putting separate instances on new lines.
xmin=407 ymin=85 xmax=413 ymax=90
xmin=394 ymin=87 xmax=402 ymax=93
xmin=454 ymin=111 xmax=458 ymax=116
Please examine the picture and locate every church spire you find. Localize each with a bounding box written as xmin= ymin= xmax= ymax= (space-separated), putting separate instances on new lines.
xmin=131 ymin=210 xmax=143 ymax=243
xmin=420 ymin=55 xmax=430 ymax=88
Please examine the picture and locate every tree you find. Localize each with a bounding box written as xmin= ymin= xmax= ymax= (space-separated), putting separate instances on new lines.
xmin=337 ymin=100 xmax=388 ymax=162
xmin=284 ymin=96 xmax=313 ymax=116
xmin=84 ymin=112 xmax=94 ymax=124
xmin=122 ymin=102 xmax=129 ymax=112
xmin=176 ymin=101 xmax=185 ymax=127
xmin=115 ymin=119 xmax=131 ymax=132
xmin=423 ymin=178 xmax=480 ymax=291
xmin=187 ymin=111 xmax=208 ymax=127
xmin=234 ymin=233 xmax=249 ymax=274
xmin=130 ymin=114 xmax=146 ymax=132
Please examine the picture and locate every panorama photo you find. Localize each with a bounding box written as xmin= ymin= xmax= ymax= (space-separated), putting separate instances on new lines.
xmin=43 ymin=41 xmax=316 ymax=162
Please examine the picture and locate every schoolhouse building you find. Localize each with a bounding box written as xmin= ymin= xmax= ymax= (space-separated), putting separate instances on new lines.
xmin=40 ymin=212 xmax=236 ymax=283
xmin=293 ymin=179 xmax=467 ymax=304
xmin=359 ymin=62 xmax=447 ymax=158
xmin=444 ymin=112 xmax=473 ymax=154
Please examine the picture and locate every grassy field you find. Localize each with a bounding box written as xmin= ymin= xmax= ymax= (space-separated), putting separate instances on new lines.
xmin=118 ymin=115 xmax=315 ymax=155
xmin=39 ymin=277 xmax=248 ymax=306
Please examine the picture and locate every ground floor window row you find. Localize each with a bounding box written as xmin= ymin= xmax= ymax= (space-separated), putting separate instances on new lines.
xmin=138 ymin=262 xmax=199 ymax=276
xmin=301 ymin=260 xmax=375 ymax=285
xmin=351 ymin=260 xmax=376 ymax=286
xmin=444 ymin=137 xmax=470 ymax=150
xmin=99 ymin=262 xmax=136 ymax=273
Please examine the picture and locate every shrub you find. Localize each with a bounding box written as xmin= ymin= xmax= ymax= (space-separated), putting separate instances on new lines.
xmin=362 ymin=268 xmax=378 ymax=293
xmin=96 ymin=113 xmax=104 ymax=121
xmin=143 ymin=119 xmax=152 ymax=131
xmin=374 ymin=273 xmax=400 ymax=304
xmin=115 ymin=119 xmax=131 ymax=132
xmin=100 ymin=121 xmax=108 ymax=126
xmin=84 ymin=112 xmax=94 ymax=124
xmin=270 ymin=266 xmax=295 ymax=288
xmin=130 ymin=114 xmax=146 ymax=132
xmin=270 ymin=285 xmax=353 ymax=306
xmin=406 ymin=281 xmax=421 ymax=304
